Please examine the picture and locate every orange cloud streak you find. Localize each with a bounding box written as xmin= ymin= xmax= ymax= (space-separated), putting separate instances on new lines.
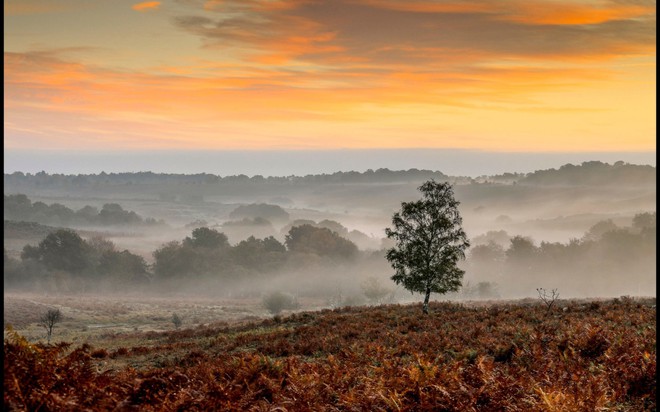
xmin=363 ymin=0 xmax=654 ymax=26
xmin=360 ymin=0 xmax=493 ymax=14
xmin=502 ymin=2 xmax=654 ymax=25
xmin=5 ymin=50 xmax=647 ymax=137
xmin=132 ymin=1 xmax=161 ymax=12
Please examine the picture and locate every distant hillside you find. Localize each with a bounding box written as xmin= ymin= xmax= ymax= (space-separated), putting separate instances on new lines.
xmin=4 ymin=162 xmax=655 ymax=189
xmin=518 ymin=161 xmax=655 ymax=186
xmin=3 ymin=168 xmax=451 ymax=188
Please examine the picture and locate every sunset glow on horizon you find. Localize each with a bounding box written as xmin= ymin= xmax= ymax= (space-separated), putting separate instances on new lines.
xmin=4 ymin=0 xmax=656 ymax=153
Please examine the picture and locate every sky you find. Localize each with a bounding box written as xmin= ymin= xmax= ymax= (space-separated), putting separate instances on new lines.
xmin=4 ymin=0 xmax=657 ymax=172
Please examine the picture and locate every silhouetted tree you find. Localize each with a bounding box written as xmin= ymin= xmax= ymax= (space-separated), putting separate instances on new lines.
xmin=229 ymin=203 xmax=290 ymax=224
xmin=183 ymin=227 xmax=229 ymax=249
xmin=505 ymin=236 xmax=537 ymax=274
xmin=231 ymin=236 xmax=286 ymax=272
xmin=153 ymin=228 xmax=232 ymax=279
xmin=97 ymin=203 xmax=142 ymax=225
xmin=285 ymin=224 xmax=358 ymax=260
xmin=583 ymin=220 xmax=619 ymax=241
xmin=98 ymin=250 xmax=149 ymax=283
xmin=385 ymin=180 xmax=470 ymax=314
xmin=40 ymin=308 xmax=63 ymax=344
xmin=152 ymin=241 xmax=196 ymax=278
xmin=632 ymin=212 xmax=656 ymax=232
xmin=468 ymin=241 xmax=505 ymax=279
xmin=31 ymin=229 xmax=91 ymax=274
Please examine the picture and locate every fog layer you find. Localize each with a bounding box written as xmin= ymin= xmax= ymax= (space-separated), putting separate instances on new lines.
xmin=4 ymin=161 xmax=656 ymax=303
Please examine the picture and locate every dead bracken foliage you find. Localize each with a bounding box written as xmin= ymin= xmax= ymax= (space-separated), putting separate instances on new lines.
xmin=4 ymin=299 xmax=656 ymax=411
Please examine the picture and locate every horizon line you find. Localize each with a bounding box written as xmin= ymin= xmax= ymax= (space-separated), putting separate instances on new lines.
xmin=3 ymin=149 xmax=656 ymax=178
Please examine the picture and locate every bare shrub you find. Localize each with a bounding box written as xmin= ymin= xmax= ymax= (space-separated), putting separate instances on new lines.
xmin=39 ymin=309 xmax=63 ymax=344
xmin=537 ymin=288 xmax=559 ymax=316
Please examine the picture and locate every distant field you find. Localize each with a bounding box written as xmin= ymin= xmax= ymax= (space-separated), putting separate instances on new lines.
xmin=3 ymin=293 xmax=287 ymax=344
xmin=4 ymin=295 xmax=655 ymax=411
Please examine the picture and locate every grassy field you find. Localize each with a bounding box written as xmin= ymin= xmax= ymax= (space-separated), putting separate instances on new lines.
xmin=3 ymin=292 xmax=296 ymax=346
xmin=4 ymin=294 xmax=656 ymax=411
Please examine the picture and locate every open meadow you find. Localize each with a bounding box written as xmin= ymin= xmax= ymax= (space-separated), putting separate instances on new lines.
xmin=4 ymin=294 xmax=656 ymax=411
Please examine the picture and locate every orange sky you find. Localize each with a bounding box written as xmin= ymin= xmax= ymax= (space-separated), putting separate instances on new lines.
xmin=4 ymin=0 xmax=656 ymax=152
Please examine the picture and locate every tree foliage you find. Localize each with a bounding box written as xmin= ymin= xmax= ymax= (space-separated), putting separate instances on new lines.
xmin=183 ymin=227 xmax=229 ymax=249
xmin=285 ymin=224 xmax=358 ymax=260
xmin=229 ymin=203 xmax=290 ymax=224
xmin=231 ymin=236 xmax=286 ymax=272
xmin=4 ymin=194 xmax=164 ymax=227
xmin=33 ymin=229 xmax=91 ymax=274
xmin=385 ymin=180 xmax=469 ymax=314
xmin=152 ymin=241 xmax=199 ymax=278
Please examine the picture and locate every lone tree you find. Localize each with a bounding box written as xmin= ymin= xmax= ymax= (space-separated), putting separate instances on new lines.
xmin=385 ymin=180 xmax=470 ymax=314
xmin=40 ymin=308 xmax=63 ymax=344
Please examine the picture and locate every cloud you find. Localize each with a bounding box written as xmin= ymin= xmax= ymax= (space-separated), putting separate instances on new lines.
xmin=498 ymin=1 xmax=654 ymax=25
xmin=1 ymin=46 xmax=635 ymax=133
xmin=132 ymin=1 xmax=161 ymax=12
xmin=173 ymin=0 xmax=655 ymax=68
xmin=3 ymin=0 xmax=656 ymax=152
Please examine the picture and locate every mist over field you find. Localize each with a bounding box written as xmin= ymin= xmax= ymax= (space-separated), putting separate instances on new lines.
xmin=4 ymin=160 xmax=655 ymax=303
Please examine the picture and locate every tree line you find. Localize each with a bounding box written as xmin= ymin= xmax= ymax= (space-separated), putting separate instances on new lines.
xmin=466 ymin=212 xmax=656 ymax=297
xmin=4 ymin=194 xmax=166 ymax=227
xmin=3 ymin=168 xmax=451 ymax=188
xmin=518 ymin=161 xmax=655 ymax=186
xmin=4 ymin=224 xmax=359 ymax=293
xmin=5 ymin=162 xmax=654 ymax=189
xmin=4 ymin=201 xmax=655 ymax=300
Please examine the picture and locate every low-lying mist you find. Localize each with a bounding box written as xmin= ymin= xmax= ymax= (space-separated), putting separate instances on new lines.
xmin=4 ymin=162 xmax=656 ymax=307
xmin=5 ymin=212 xmax=655 ymax=307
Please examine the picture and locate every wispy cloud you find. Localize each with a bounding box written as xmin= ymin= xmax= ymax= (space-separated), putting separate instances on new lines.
xmin=3 ymin=0 xmax=656 ymax=151
xmin=132 ymin=1 xmax=161 ymax=12
xmin=173 ymin=0 xmax=655 ymax=67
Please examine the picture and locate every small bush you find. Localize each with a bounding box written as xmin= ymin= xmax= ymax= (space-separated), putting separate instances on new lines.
xmin=39 ymin=308 xmax=63 ymax=344
xmin=262 ymin=291 xmax=300 ymax=315
xmin=172 ymin=313 xmax=183 ymax=329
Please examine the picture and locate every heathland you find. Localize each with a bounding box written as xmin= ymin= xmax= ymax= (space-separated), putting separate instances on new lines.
xmin=4 ymin=297 xmax=655 ymax=410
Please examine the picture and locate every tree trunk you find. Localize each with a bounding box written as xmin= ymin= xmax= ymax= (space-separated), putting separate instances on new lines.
xmin=422 ymin=287 xmax=431 ymax=314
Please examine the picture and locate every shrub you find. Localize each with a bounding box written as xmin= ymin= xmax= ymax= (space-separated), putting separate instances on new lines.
xmin=39 ymin=308 xmax=63 ymax=344
xmin=262 ymin=291 xmax=300 ymax=315
xmin=172 ymin=313 xmax=183 ymax=329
